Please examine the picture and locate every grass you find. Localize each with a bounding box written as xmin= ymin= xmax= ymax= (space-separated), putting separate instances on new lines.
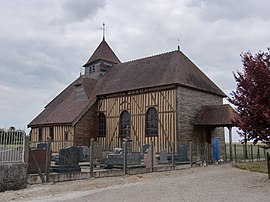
xmin=234 ymin=161 xmax=268 ymax=173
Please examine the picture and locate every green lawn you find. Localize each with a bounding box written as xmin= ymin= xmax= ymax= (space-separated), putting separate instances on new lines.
xmin=234 ymin=161 xmax=268 ymax=173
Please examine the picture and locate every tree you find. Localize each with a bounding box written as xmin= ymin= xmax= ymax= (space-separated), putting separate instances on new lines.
xmin=229 ymin=48 xmax=270 ymax=148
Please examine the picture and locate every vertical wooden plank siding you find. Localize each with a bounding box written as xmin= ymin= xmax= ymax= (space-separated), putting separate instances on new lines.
xmin=31 ymin=126 xmax=74 ymax=152
xmin=97 ymin=89 xmax=177 ymax=153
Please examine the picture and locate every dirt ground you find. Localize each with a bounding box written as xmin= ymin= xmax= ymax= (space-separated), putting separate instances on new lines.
xmin=1 ymin=164 xmax=269 ymax=202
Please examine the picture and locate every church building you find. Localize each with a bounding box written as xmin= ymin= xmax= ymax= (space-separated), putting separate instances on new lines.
xmin=28 ymin=34 xmax=235 ymax=157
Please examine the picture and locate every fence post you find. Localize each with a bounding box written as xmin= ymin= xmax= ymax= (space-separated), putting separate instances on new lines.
xmin=45 ymin=136 xmax=51 ymax=182
xmin=123 ymin=139 xmax=128 ymax=174
xmin=89 ymin=138 xmax=94 ymax=177
xmin=172 ymin=142 xmax=175 ymax=169
xmin=224 ymin=143 xmax=227 ymax=163
xmin=250 ymin=144 xmax=253 ymax=162
xmin=234 ymin=144 xmax=237 ymax=163
xmin=150 ymin=141 xmax=154 ymax=172
xmin=228 ymin=126 xmax=233 ymax=162
xmin=203 ymin=142 xmax=207 ymax=166
xmin=190 ymin=142 xmax=193 ymax=167
xmin=23 ymin=135 xmax=30 ymax=164
xmin=257 ymin=145 xmax=260 ymax=161
xmin=267 ymin=152 xmax=270 ymax=180
xmin=206 ymin=142 xmax=209 ymax=166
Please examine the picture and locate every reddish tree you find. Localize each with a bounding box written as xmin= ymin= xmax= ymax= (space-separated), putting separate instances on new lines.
xmin=229 ymin=49 xmax=270 ymax=148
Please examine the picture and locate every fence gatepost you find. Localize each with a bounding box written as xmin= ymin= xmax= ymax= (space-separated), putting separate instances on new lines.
xmin=23 ymin=135 xmax=30 ymax=164
xmin=45 ymin=136 xmax=51 ymax=182
xmin=89 ymin=138 xmax=94 ymax=178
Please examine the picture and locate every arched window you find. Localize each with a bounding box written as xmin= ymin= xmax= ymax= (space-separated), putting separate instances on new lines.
xmin=145 ymin=107 xmax=158 ymax=137
xmin=119 ymin=111 xmax=131 ymax=138
xmin=98 ymin=113 xmax=106 ymax=137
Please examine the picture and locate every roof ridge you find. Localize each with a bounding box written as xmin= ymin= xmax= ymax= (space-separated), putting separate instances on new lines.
xmin=121 ymin=50 xmax=179 ymax=64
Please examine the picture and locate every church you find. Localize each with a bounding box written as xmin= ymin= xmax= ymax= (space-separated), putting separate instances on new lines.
xmin=28 ymin=33 xmax=235 ymax=157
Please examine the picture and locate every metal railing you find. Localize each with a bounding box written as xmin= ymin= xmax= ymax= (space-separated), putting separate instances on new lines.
xmin=0 ymin=130 xmax=25 ymax=163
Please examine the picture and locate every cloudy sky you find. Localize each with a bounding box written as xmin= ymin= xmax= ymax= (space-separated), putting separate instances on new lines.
xmin=0 ymin=0 xmax=269 ymax=140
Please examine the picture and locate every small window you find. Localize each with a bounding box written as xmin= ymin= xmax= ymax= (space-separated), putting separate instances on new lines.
xmin=93 ymin=67 xmax=95 ymax=72
xmin=49 ymin=127 xmax=54 ymax=141
xmin=38 ymin=128 xmax=42 ymax=142
xmin=98 ymin=113 xmax=106 ymax=137
xmin=145 ymin=107 xmax=158 ymax=137
xmin=64 ymin=131 xmax=68 ymax=141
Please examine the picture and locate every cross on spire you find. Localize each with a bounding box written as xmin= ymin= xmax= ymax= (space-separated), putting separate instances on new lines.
xmin=101 ymin=22 xmax=106 ymax=41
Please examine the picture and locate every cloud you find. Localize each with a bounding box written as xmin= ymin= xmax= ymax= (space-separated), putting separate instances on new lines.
xmin=0 ymin=0 xmax=270 ymax=141
xmin=62 ymin=0 xmax=106 ymax=22
xmin=187 ymin=0 xmax=270 ymax=21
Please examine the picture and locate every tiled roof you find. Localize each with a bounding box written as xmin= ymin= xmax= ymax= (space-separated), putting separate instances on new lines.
xmin=95 ymin=50 xmax=226 ymax=97
xmin=28 ymin=46 xmax=227 ymax=127
xmin=28 ymin=77 xmax=97 ymax=127
xmin=83 ymin=40 xmax=120 ymax=66
xmin=193 ymin=104 xmax=237 ymax=126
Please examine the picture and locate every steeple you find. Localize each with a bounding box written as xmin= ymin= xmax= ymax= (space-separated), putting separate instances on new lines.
xmin=83 ymin=26 xmax=120 ymax=79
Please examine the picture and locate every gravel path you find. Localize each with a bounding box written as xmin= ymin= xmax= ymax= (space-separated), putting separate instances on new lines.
xmin=1 ymin=164 xmax=269 ymax=202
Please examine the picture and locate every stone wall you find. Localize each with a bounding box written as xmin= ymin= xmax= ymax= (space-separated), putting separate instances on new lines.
xmin=0 ymin=163 xmax=27 ymax=192
xmin=176 ymin=86 xmax=225 ymax=159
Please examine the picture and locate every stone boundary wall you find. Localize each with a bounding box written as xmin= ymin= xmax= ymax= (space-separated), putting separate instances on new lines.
xmin=0 ymin=163 xmax=27 ymax=192
xmin=27 ymin=164 xmax=191 ymax=184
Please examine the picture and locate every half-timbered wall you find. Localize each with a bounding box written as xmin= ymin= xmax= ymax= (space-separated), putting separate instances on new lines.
xmin=31 ymin=125 xmax=74 ymax=152
xmin=97 ymin=88 xmax=177 ymax=153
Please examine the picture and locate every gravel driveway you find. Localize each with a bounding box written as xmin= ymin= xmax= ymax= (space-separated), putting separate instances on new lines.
xmin=1 ymin=164 xmax=269 ymax=202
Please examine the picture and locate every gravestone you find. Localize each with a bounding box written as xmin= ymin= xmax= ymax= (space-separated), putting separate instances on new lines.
xmin=99 ymin=152 xmax=141 ymax=168
xmin=177 ymin=144 xmax=189 ymax=162
xmin=92 ymin=142 xmax=104 ymax=159
xmin=51 ymin=146 xmax=81 ymax=173
xmin=159 ymin=149 xmax=168 ymax=164
xmin=144 ymin=147 xmax=158 ymax=168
